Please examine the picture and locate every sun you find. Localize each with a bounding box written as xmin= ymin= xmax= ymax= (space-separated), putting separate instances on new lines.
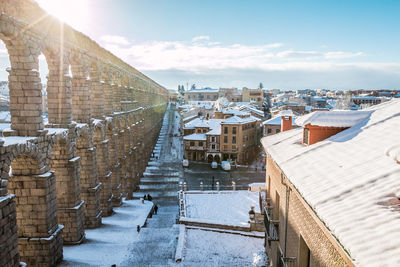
xmin=35 ymin=0 xmax=91 ymax=32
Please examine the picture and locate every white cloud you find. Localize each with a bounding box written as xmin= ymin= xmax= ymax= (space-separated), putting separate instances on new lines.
xmin=324 ymin=51 xmax=363 ymax=59
xmin=100 ymin=35 xmax=131 ymax=45
xmin=192 ymin=35 xmax=210 ymax=42
xmin=96 ymin=35 xmax=397 ymax=89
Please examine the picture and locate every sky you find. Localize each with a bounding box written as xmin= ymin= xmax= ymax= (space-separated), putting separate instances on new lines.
xmin=1 ymin=0 xmax=399 ymax=90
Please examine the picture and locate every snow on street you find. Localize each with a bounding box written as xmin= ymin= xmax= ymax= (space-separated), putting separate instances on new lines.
xmin=180 ymin=228 xmax=265 ymax=267
xmin=60 ymin=200 xmax=153 ymax=267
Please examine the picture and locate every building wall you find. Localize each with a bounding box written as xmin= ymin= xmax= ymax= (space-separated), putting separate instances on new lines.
xmin=265 ymin=154 xmax=354 ymax=267
xmin=242 ymin=88 xmax=263 ymax=107
xmin=220 ymin=121 xmax=260 ymax=164
xmin=184 ymin=140 xmax=206 ymax=161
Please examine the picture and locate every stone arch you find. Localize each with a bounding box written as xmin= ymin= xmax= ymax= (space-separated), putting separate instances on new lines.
xmin=6 ymin=141 xmax=63 ymax=266
xmin=0 ymin=16 xmax=44 ymax=136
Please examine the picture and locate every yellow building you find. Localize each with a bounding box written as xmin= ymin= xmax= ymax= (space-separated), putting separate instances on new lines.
xmin=242 ymin=87 xmax=263 ymax=108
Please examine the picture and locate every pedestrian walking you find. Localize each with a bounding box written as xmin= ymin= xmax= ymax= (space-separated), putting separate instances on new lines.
xmin=137 ymin=225 xmax=140 ymax=233
xmin=143 ymin=194 xmax=147 ymax=200
xmin=147 ymin=194 xmax=152 ymax=201
xmin=211 ymin=176 xmax=215 ymax=190
xmin=154 ymin=204 xmax=158 ymax=215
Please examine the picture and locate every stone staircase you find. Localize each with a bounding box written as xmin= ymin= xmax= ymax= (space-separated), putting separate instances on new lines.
xmin=124 ymin=104 xmax=182 ymax=266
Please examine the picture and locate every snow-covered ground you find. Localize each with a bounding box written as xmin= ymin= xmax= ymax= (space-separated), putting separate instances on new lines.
xmin=184 ymin=191 xmax=260 ymax=226
xmin=60 ymin=199 xmax=153 ymax=267
xmin=180 ymin=228 xmax=266 ymax=266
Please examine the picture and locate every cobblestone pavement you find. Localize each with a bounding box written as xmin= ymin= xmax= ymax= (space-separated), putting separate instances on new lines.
xmin=125 ymin=104 xmax=183 ymax=266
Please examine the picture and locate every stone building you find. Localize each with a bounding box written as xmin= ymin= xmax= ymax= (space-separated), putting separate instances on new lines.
xmin=0 ymin=1 xmax=168 ymax=266
xmin=183 ymin=110 xmax=261 ymax=164
xmin=184 ymin=87 xmax=219 ymax=102
xmin=261 ymin=100 xmax=400 ymax=267
xmin=242 ymin=87 xmax=263 ymax=108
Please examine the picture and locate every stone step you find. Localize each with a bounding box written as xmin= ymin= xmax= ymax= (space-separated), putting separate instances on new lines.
xmin=140 ymin=177 xmax=180 ymax=184
xmin=146 ymin=214 xmax=177 ymax=228
xmin=143 ymin=171 xmax=180 ymax=177
xmin=122 ymin=226 xmax=179 ymax=266
xmin=133 ymin=190 xmax=178 ymax=198
xmin=139 ymin=184 xmax=179 ymax=191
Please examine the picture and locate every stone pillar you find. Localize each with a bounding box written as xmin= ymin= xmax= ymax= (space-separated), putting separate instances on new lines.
xmin=76 ymin=134 xmax=102 ymax=229
xmin=103 ymin=82 xmax=113 ymax=115
xmin=0 ymin=195 xmax=19 ymax=267
xmin=93 ymin=126 xmax=112 ymax=216
xmin=71 ymin=75 xmax=91 ymax=123
xmin=91 ymin=80 xmax=105 ymax=119
xmin=108 ymin=130 xmax=122 ymax=207
xmin=8 ymin=171 xmax=63 ymax=266
xmin=46 ymin=55 xmax=72 ymax=126
xmin=112 ymin=84 xmax=120 ymax=113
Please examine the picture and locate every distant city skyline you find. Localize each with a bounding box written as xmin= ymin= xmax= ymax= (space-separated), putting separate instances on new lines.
xmin=0 ymin=0 xmax=399 ymax=90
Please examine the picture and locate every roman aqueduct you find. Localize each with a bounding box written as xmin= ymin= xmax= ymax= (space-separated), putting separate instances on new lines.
xmin=0 ymin=1 xmax=168 ymax=266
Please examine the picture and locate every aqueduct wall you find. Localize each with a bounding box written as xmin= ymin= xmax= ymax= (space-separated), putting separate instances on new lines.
xmin=0 ymin=1 xmax=168 ymax=266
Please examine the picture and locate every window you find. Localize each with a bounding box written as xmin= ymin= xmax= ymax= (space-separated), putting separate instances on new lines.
xmin=203 ymin=129 xmax=207 ymax=133
xmin=223 ymin=145 xmax=228 ymax=150
xmin=190 ymin=141 xmax=195 ymax=146
xmin=224 ymin=136 xmax=228 ymax=143
xmin=211 ymin=144 xmax=216 ymax=150
xmin=276 ymin=129 xmax=280 ymax=133
xmin=207 ymin=95 xmax=210 ymax=99
xmin=198 ymin=141 xmax=203 ymax=146
xmin=224 ymin=127 xmax=228 ymax=134
xmin=232 ymin=127 xmax=237 ymax=134
xmin=267 ymin=128 xmax=272 ymax=134
xmin=232 ymin=136 xmax=236 ymax=144
xmin=210 ymin=136 xmax=216 ymax=142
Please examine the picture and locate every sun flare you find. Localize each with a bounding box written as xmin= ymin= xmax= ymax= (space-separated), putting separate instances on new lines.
xmin=35 ymin=0 xmax=91 ymax=32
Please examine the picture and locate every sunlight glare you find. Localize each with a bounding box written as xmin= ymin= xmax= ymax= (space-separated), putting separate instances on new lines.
xmin=35 ymin=0 xmax=91 ymax=32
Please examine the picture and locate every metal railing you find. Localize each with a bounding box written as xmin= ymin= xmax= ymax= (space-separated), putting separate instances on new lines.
xmin=264 ymin=206 xmax=279 ymax=245
xmin=179 ymin=181 xmax=248 ymax=191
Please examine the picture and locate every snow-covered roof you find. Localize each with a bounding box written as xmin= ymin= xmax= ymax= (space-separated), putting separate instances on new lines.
xmin=263 ymin=116 xmax=298 ymax=126
xmin=183 ymin=133 xmax=207 ymax=141
xmin=279 ymin=110 xmax=294 ymax=117
xmin=295 ymin=110 xmax=372 ymax=127
xmin=219 ymin=108 xmax=249 ymax=116
xmin=194 ymin=120 xmax=210 ymax=128
xmin=221 ymin=115 xmax=260 ymax=125
xmin=205 ymin=119 xmax=223 ymax=135
xmin=261 ymin=99 xmax=400 ymax=266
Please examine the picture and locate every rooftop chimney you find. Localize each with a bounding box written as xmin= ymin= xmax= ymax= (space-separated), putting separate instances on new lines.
xmin=280 ymin=110 xmax=293 ymax=132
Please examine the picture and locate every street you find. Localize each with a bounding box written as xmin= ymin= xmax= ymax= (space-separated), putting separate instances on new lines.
xmin=183 ymin=162 xmax=265 ymax=190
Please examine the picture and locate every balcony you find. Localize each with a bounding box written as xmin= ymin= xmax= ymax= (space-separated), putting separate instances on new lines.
xmin=264 ymin=206 xmax=279 ymax=245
